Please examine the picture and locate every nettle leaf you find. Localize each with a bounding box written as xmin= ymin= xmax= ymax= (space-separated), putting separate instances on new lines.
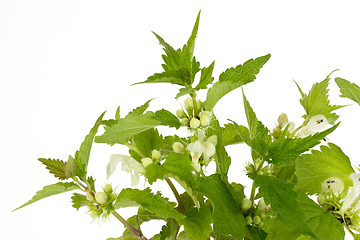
xmin=335 ymin=77 xmax=360 ymax=105
xmin=265 ymin=192 xmax=345 ymax=240
xmin=14 ymin=182 xmax=79 ymax=211
xmin=195 ymin=61 xmax=215 ymax=90
xmin=95 ymin=114 xmax=161 ymax=145
xmin=126 ymin=99 xmax=153 ymax=117
xmin=74 ymin=112 xmax=105 ymax=180
xmin=206 ymin=117 xmax=231 ymax=175
xmin=178 ymin=207 xmax=213 ymax=240
xmin=256 ymin=175 xmax=318 ymax=240
xmin=222 ymin=123 xmax=246 ymax=146
xmin=38 ymin=158 xmax=67 ymax=180
xmin=160 ymin=219 xmax=179 ymax=240
xmin=134 ymin=12 xmax=201 ymax=87
xmin=199 ymin=174 xmax=246 ymax=239
xmin=203 ymin=54 xmax=270 ymax=111
xmin=296 ymin=74 xmax=343 ymax=124
xmin=130 ymin=128 xmax=163 ymax=161
xmin=114 ymin=188 xmax=184 ymax=220
xmin=71 ymin=193 xmax=88 ymax=210
xmin=295 ymin=143 xmax=355 ymax=195
xmin=64 ymin=155 xmax=76 ymax=179
xmin=268 ymin=123 xmax=339 ymax=167
xmin=246 ymin=226 xmax=268 ymax=240
xmin=176 ymin=87 xmax=196 ymax=99
xmin=155 ymin=109 xmax=181 ymax=129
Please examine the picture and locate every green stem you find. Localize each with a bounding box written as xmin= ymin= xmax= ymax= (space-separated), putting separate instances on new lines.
xmin=111 ymin=210 xmax=148 ymax=240
xmin=165 ymin=177 xmax=186 ymax=214
xmin=190 ymin=92 xmax=200 ymax=118
xmin=250 ymin=160 xmax=265 ymax=204
xmin=126 ymin=142 xmax=146 ymax=159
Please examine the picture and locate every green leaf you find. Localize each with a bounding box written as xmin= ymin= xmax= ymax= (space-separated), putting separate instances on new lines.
xmin=64 ymin=155 xmax=76 ymax=179
xmin=95 ymin=114 xmax=161 ymax=145
xmin=199 ymin=174 xmax=246 ymax=239
xmin=246 ymin=226 xmax=268 ymax=240
xmin=114 ymin=188 xmax=184 ymax=220
xmin=195 ymin=61 xmax=215 ymax=90
xmin=222 ymin=123 xmax=246 ymax=146
xmin=155 ymin=109 xmax=181 ymax=129
xmin=256 ymin=175 xmax=318 ymax=240
xmin=126 ymin=99 xmax=153 ymax=117
xmin=74 ymin=112 xmax=105 ymax=180
xmin=265 ymin=192 xmax=345 ymax=240
xmin=203 ymin=54 xmax=270 ymax=110
xmin=295 ymin=143 xmax=355 ymax=195
xmin=160 ymin=219 xmax=179 ymax=240
xmin=71 ymin=193 xmax=88 ymax=210
xmin=297 ymin=73 xmax=343 ymax=124
xmin=268 ymin=123 xmax=339 ymax=167
xmin=335 ymin=77 xmax=360 ymax=105
xmin=38 ymin=158 xmax=67 ymax=180
xmin=14 ymin=182 xmax=79 ymax=211
xmin=134 ymin=12 xmax=201 ymax=87
xmin=206 ymin=117 xmax=231 ymax=175
xmin=176 ymin=87 xmax=196 ymax=99
xmin=130 ymin=128 xmax=163 ymax=161
xmin=178 ymin=207 xmax=213 ymax=240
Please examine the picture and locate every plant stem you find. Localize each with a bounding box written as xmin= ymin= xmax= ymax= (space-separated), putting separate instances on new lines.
xmin=250 ymin=160 xmax=265 ymax=204
xmin=111 ymin=210 xmax=148 ymax=240
xmin=165 ymin=177 xmax=186 ymax=214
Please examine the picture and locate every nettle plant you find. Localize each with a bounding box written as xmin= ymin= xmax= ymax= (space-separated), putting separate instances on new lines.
xmin=14 ymin=12 xmax=360 ymax=240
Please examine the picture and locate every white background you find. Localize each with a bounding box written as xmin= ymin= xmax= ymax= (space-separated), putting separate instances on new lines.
xmin=1 ymin=1 xmax=360 ymax=239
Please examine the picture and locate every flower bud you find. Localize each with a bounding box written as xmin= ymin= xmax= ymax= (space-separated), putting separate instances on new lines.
xmin=207 ymin=135 xmax=218 ymax=146
xmin=184 ymin=97 xmax=194 ymax=111
xmin=151 ymin=149 xmax=161 ymax=160
xmin=86 ymin=192 xmax=95 ymax=202
xmin=176 ymin=109 xmax=186 ymax=119
xmin=190 ymin=118 xmax=200 ymax=129
xmin=91 ymin=210 xmax=102 ymax=219
xmin=200 ymin=115 xmax=210 ymax=126
xmin=141 ymin=157 xmax=153 ymax=167
xmin=173 ymin=142 xmax=185 ymax=154
xmin=196 ymin=99 xmax=202 ymax=110
xmin=277 ymin=113 xmax=288 ymax=129
xmin=181 ymin=118 xmax=189 ymax=126
xmin=317 ymin=195 xmax=327 ymax=206
xmin=95 ymin=192 xmax=108 ymax=205
xmin=260 ymin=212 xmax=266 ymax=220
xmin=203 ymin=142 xmax=216 ymax=158
xmin=257 ymin=198 xmax=267 ymax=210
xmin=245 ymin=215 xmax=252 ymax=225
xmin=241 ymin=198 xmax=252 ymax=211
xmin=202 ymin=111 xmax=211 ymax=117
xmin=103 ymin=184 xmax=112 ymax=193
xmin=253 ymin=215 xmax=262 ymax=225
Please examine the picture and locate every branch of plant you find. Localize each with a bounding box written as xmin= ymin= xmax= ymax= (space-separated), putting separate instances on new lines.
xmin=165 ymin=177 xmax=186 ymax=214
xmin=250 ymin=159 xmax=265 ymax=204
xmin=112 ymin=210 xmax=148 ymax=240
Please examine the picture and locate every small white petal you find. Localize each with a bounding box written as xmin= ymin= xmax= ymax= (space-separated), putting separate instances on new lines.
xmin=141 ymin=157 xmax=153 ymax=168
xmin=307 ymin=115 xmax=328 ymax=130
xmin=107 ymin=154 xmax=126 ymax=179
xmin=131 ymin=173 xmax=140 ymax=186
xmin=321 ymin=177 xmax=344 ymax=196
xmin=350 ymin=173 xmax=360 ymax=188
xmin=187 ymin=140 xmax=205 ymax=155
xmin=203 ymin=142 xmax=216 ymax=158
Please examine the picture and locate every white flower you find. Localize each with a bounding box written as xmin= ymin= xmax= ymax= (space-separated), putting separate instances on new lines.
xmin=321 ymin=176 xmax=344 ymax=196
xmin=107 ymin=154 xmax=144 ymax=186
xmin=298 ymin=115 xmax=328 ymax=137
xmin=186 ymin=138 xmax=216 ymax=170
xmin=340 ymin=173 xmax=360 ymax=214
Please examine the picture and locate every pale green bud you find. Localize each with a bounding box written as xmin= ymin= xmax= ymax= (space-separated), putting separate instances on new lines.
xmin=176 ymin=109 xmax=186 ymax=119
xmin=190 ymin=118 xmax=200 ymax=128
xmin=317 ymin=195 xmax=327 ymax=206
xmin=109 ymin=193 xmax=116 ymax=202
xmin=202 ymin=111 xmax=211 ymax=117
xmin=141 ymin=157 xmax=153 ymax=167
xmin=259 ymin=212 xmax=266 ymax=220
xmin=196 ymin=99 xmax=202 ymax=110
xmin=257 ymin=198 xmax=267 ymax=210
xmin=253 ymin=215 xmax=262 ymax=225
xmin=184 ymin=97 xmax=194 ymax=111
xmin=207 ymin=135 xmax=218 ymax=146
xmin=200 ymin=115 xmax=210 ymax=126
xmin=173 ymin=142 xmax=185 ymax=154
xmin=95 ymin=192 xmax=108 ymax=205
xmin=245 ymin=215 xmax=252 ymax=225
xmin=91 ymin=210 xmax=102 ymax=219
xmin=181 ymin=118 xmax=189 ymax=126
xmin=103 ymin=184 xmax=112 ymax=193
xmin=241 ymin=198 xmax=252 ymax=211
xmin=277 ymin=113 xmax=288 ymax=129
xmin=151 ymin=149 xmax=161 ymax=160
xmin=86 ymin=192 xmax=95 ymax=202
